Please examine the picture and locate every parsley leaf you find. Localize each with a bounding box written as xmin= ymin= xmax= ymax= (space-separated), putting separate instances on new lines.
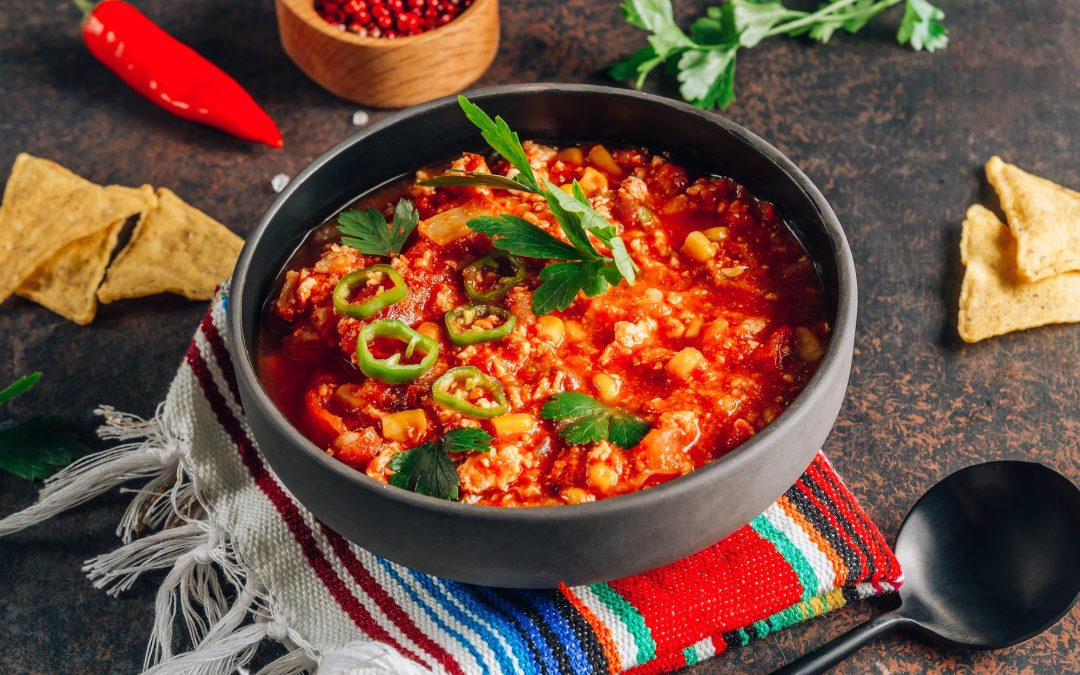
xmin=898 ymin=0 xmax=949 ymax=52
xmin=337 ymin=198 xmax=419 ymax=257
xmin=0 ymin=372 xmax=90 ymax=481
xmin=531 ymin=260 xmax=621 ymax=316
xmin=388 ymin=427 xmax=493 ymax=500
xmin=440 ymin=427 xmax=494 ymax=454
xmin=417 ymin=170 xmax=542 ymax=194
xmin=388 ymin=443 xmax=460 ymax=500
xmin=468 ymin=215 xmax=583 ymax=260
xmin=540 ymin=392 xmax=651 ymax=450
xmin=611 ymin=0 xmax=947 ymax=110
xmin=439 ymin=97 xmax=638 ymax=314
xmin=456 ymin=95 xmax=539 ymax=191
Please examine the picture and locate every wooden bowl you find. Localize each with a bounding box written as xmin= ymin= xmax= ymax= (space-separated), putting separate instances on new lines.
xmin=275 ymin=0 xmax=500 ymax=109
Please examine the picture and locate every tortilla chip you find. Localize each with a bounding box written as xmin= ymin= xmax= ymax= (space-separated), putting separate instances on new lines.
xmin=958 ymin=205 xmax=1080 ymax=342
xmin=14 ymin=185 xmax=156 ymax=325
xmin=0 ymin=154 xmax=153 ymax=304
xmin=97 ymin=188 xmax=244 ymax=303
xmin=985 ymin=156 xmax=1080 ymax=281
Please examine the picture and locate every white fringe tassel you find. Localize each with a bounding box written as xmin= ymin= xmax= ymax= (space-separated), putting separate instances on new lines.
xmin=0 ymin=399 xmax=432 ymax=675
xmin=0 ymin=405 xmax=178 ymax=537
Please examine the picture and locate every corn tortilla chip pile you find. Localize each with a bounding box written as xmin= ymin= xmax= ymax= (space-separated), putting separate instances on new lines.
xmin=0 ymin=154 xmax=243 ymax=325
xmin=958 ymin=159 xmax=1080 ymax=342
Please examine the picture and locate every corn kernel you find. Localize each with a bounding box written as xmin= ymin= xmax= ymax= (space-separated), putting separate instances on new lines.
xmin=592 ymin=373 xmax=620 ymax=402
xmin=703 ymin=226 xmax=729 ymax=242
xmin=587 ymin=462 xmax=620 ymax=493
xmin=587 ymin=145 xmax=623 ymax=176
xmin=536 ymin=315 xmax=565 ymax=344
xmin=577 ymin=167 xmax=609 ymax=195
xmin=491 ymin=413 xmax=536 ymax=437
xmin=795 ymin=327 xmax=826 ymax=362
xmin=380 ymin=409 xmax=428 ymax=443
xmin=681 ymin=231 xmax=717 ymax=263
xmin=557 ymin=147 xmax=584 ymax=164
xmin=561 ymin=487 xmax=594 ymax=504
xmin=721 ymin=266 xmax=747 ymax=278
xmin=565 ymin=320 xmax=587 ymax=342
xmin=667 ymin=347 xmax=705 ymax=380
xmin=559 ymin=183 xmax=575 ymax=194
xmin=416 ymin=321 xmax=441 ymax=341
xmin=684 ymin=317 xmax=703 ymax=338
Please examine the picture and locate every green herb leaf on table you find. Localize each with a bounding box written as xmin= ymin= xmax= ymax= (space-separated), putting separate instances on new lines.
xmin=388 ymin=427 xmax=494 ymax=500
xmin=611 ymin=0 xmax=948 ymax=110
xmin=898 ymin=0 xmax=949 ymax=52
xmin=540 ymin=392 xmax=651 ymax=450
xmin=0 ymin=372 xmax=42 ymax=406
xmin=0 ymin=372 xmax=91 ymax=481
xmin=337 ymin=198 xmax=419 ymax=257
xmin=0 ymin=417 xmax=90 ymax=481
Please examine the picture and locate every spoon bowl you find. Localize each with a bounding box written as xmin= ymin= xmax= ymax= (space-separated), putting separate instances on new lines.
xmin=776 ymin=460 xmax=1080 ymax=674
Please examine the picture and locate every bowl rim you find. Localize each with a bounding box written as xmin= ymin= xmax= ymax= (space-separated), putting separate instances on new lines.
xmin=229 ymin=82 xmax=857 ymax=524
xmin=277 ymin=0 xmax=494 ymax=47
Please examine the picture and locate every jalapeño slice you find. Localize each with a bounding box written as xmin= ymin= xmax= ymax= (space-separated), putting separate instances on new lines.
xmin=356 ymin=319 xmax=439 ymax=384
xmin=444 ymin=304 xmax=517 ymax=346
xmin=463 ymin=251 xmax=525 ymax=302
xmin=431 ymin=366 xmax=510 ymax=419
xmin=333 ymin=264 xmax=407 ymax=318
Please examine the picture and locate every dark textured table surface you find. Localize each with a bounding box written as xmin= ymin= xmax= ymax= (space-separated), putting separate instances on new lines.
xmin=1 ymin=0 xmax=1077 ymax=673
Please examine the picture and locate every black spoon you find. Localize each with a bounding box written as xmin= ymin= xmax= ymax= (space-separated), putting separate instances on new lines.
xmin=774 ymin=460 xmax=1080 ymax=674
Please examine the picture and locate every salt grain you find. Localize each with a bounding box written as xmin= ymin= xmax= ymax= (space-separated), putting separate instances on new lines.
xmin=271 ymin=174 xmax=290 ymax=193
xmin=351 ymin=110 xmax=371 ymax=126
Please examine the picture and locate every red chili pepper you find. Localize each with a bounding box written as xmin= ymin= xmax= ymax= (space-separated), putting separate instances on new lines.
xmin=74 ymin=0 xmax=283 ymax=148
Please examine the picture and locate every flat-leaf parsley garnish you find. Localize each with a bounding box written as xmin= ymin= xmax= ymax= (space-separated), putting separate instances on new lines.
xmin=388 ymin=427 xmax=493 ymax=500
xmin=337 ymin=197 xmax=419 ymax=257
xmin=540 ymin=392 xmax=650 ymax=450
xmin=611 ymin=0 xmax=948 ymax=110
xmin=419 ymin=96 xmax=638 ymax=315
xmin=0 ymin=372 xmax=91 ymax=481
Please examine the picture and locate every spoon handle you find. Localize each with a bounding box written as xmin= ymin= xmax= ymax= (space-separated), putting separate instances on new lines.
xmin=771 ymin=611 xmax=908 ymax=674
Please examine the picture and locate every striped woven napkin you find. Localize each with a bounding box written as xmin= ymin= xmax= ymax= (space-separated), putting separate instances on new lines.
xmin=0 ymin=287 xmax=902 ymax=674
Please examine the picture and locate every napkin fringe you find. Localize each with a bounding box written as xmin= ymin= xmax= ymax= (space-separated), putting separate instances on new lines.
xmin=0 ymin=404 xmax=177 ymax=538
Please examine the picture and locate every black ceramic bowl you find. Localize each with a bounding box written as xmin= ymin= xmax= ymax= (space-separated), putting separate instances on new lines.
xmin=229 ymin=84 xmax=856 ymax=588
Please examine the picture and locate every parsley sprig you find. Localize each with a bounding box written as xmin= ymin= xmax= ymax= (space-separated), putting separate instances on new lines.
xmin=611 ymin=0 xmax=948 ymax=110
xmin=388 ymin=427 xmax=493 ymax=500
xmin=419 ymin=96 xmax=637 ymax=315
xmin=540 ymin=392 xmax=651 ymax=450
xmin=0 ymin=372 xmax=90 ymax=481
xmin=337 ymin=198 xmax=420 ymax=257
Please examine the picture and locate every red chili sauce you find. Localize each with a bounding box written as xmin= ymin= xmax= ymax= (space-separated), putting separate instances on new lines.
xmin=258 ymin=142 xmax=830 ymax=506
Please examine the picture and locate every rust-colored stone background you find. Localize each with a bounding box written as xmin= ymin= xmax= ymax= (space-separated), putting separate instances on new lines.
xmin=0 ymin=0 xmax=1077 ymax=672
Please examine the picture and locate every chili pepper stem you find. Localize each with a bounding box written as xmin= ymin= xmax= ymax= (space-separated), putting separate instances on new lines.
xmin=72 ymin=0 xmax=95 ymax=17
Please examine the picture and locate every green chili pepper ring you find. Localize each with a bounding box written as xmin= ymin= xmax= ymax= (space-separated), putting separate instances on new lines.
xmin=357 ymin=319 xmax=440 ymax=384
xmin=444 ymin=304 xmax=517 ymax=346
xmin=333 ymin=264 xmax=407 ymax=318
xmin=463 ymin=251 xmax=525 ymax=302
xmin=432 ymin=366 xmax=510 ymax=419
